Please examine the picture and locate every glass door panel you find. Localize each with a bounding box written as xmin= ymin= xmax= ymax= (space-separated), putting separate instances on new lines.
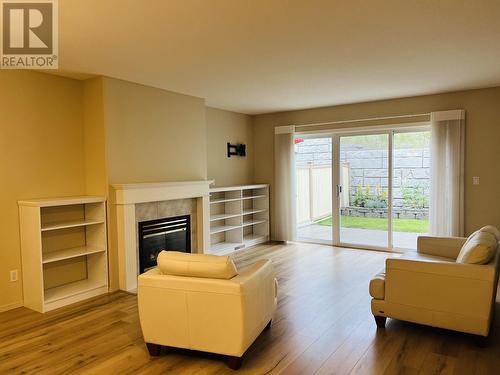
xmin=339 ymin=134 xmax=389 ymax=248
xmin=392 ymin=131 xmax=431 ymax=250
xmin=295 ymin=136 xmax=333 ymax=244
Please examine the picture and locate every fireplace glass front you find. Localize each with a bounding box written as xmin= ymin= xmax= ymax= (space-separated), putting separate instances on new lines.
xmin=138 ymin=215 xmax=191 ymax=273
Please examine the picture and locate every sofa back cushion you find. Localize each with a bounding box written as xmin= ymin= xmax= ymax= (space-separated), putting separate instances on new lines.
xmin=157 ymin=251 xmax=238 ymax=279
xmin=479 ymin=225 xmax=500 ymax=241
xmin=457 ymin=229 xmax=498 ymax=265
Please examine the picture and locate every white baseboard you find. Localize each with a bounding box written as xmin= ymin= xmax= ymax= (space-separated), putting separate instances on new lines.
xmin=0 ymin=301 xmax=23 ymax=313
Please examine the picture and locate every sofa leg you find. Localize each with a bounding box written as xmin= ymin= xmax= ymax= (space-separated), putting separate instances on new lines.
xmin=473 ymin=334 xmax=490 ymax=348
xmin=265 ymin=319 xmax=272 ymax=330
xmin=226 ymin=355 xmax=243 ymax=370
xmin=146 ymin=343 xmax=162 ymax=356
xmin=374 ymin=315 xmax=387 ymax=328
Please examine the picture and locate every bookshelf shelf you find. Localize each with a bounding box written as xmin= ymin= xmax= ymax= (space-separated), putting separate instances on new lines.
xmin=42 ymin=246 xmax=106 ymax=264
xmin=41 ymin=219 xmax=104 ymax=231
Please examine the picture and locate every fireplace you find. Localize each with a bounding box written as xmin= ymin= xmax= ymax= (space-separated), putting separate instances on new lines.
xmin=112 ymin=180 xmax=210 ymax=292
xmin=138 ymin=215 xmax=191 ymax=274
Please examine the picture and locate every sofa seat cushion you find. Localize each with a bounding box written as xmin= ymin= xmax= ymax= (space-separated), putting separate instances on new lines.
xmin=369 ymin=271 xmax=386 ymax=300
xmin=157 ymin=251 xmax=238 ymax=279
xmin=457 ymin=230 xmax=497 ymax=265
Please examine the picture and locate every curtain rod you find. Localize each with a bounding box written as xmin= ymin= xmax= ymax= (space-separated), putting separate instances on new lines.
xmin=292 ymin=112 xmax=431 ymax=128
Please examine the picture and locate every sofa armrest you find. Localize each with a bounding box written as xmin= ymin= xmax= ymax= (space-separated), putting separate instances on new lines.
xmin=387 ymin=256 xmax=496 ymax=281
xmin=385 ymin=257 xmax=497 ymax=318
xmin=232 ymin=259 xmax=278 ymax=326
xmin=417 ymin=236 xmax=467 ymax=259
xmin=232 ymin=260 xmax=277 ymax=345
xmin=232 ymin=259 xmax=275 ymax=289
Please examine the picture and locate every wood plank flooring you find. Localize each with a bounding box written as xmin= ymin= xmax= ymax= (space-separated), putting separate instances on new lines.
xmin=1 ymin=242 xmax=499 ymax=374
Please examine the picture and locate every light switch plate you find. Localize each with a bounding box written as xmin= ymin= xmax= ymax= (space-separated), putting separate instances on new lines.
xmin=472 ymin=176 xmax=480 ymax=185
xmin=10 ymin=269 xmax=18 ymax=282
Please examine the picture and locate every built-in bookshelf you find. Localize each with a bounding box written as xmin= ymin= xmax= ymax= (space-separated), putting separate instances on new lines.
xmin=209 ymin=184 xmax=269 ymax=255
xmin=18 ymin=196 xmax=108 ymax=313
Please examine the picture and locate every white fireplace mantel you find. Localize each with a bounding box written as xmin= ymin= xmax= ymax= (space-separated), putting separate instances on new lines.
xmin=112 ymin=180 xmax=213 ymax=205
xmin=111 ymin=180 xmax=212 ymax=292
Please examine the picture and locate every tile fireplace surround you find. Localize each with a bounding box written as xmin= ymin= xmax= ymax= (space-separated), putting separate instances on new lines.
xmin=111 ymin=181 xmax=211 ymax=292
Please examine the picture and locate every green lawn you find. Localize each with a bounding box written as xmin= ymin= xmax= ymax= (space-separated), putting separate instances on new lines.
xmin=317 ymin=215 xmax=429 ymax=233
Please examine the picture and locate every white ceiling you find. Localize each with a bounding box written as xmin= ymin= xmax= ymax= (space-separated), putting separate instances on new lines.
xmin=59 ymin=0 xmax=500 ymax=114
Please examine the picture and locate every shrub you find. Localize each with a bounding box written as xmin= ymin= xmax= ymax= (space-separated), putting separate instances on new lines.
xmin=353 ymin=186 xmax=368 ymax=207
xmin=351 ymin=185 xmax=387 ymax=208
xmin=402 ymin=186 xmax=428 ymax=208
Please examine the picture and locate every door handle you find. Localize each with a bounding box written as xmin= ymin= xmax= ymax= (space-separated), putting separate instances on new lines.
xmin=336 ymin=185 xmax=342 ymax=197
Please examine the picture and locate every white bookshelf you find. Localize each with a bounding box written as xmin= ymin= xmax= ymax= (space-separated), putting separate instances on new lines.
xmin=209 ymin=184 xmax=269 ymax=255
xmin=18 ymin=196 xmax=109 ymax=313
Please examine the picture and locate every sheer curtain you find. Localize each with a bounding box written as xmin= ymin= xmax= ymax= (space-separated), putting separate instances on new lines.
xmin=429 ymin=110 xmax=465 ymax=237
xmin=273 ymin=125 xmax=297 ymax=241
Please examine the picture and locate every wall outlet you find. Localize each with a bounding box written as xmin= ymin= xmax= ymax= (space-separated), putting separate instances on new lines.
xmin=472 ymin=176 xmax=480 ymax=185
xmin=10 ymin=269 xmax=18 ymax=282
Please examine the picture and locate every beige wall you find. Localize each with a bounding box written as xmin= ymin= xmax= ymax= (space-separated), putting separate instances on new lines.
xmin=254 ymin=87 xmax=500 ymax=238
xmin=206 ymin=107 xmax=254 ymax=187
xmin=103 ymin=77 xmax=207 ymax=184
xmin=0 ymin=71 xmax=85 ymax=310
xmin=98 ymin=78 xmax=211 ymax=290
xmin=83 ymin=77 xmax=108 ymax=196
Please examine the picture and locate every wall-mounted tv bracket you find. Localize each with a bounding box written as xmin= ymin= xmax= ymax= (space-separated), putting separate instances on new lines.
xmin=227 ymin=143 xmax=246 ymax=157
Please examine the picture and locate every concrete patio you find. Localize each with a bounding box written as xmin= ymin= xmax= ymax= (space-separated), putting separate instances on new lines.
xmin=297 ymin=223 xmax=420 ymax=250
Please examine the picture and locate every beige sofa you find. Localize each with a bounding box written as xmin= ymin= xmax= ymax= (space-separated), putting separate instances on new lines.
xmin=138 ymin=251 xmax=278 ymax=369
xmin=370 ymin=236 xmax=500 ymax=336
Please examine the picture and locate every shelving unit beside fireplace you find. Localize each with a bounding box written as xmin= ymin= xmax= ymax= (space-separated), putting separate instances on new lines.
xmin=18 ymin=196 xmax=108 ymax=313
xmin=209 ymin=184 xmax=269 ymax=254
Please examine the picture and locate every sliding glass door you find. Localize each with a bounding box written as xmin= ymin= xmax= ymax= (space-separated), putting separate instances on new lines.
xmin=392 ymin=130 xmax=430 ymax=249
xmin=294 ymin=126 xmax=431 ymax=251
xmin=337 ymin=133 xmax=390 ymax=249
xmin=295 ymin=136 xmax=333 ymax=244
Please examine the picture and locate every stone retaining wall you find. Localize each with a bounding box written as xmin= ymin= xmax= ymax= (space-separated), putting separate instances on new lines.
xmin=295 ymin=138 xmax=430 ymax=209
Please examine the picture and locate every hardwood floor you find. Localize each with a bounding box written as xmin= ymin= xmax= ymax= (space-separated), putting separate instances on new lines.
xmin=1 ymin=242 xmax=499 ymax=374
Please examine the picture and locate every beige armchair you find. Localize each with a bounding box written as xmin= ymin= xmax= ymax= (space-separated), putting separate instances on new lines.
xmin=138 ymin=251 xmax=278 ymax=369
xmin=370 ymin=235 xmax=500 ymax=336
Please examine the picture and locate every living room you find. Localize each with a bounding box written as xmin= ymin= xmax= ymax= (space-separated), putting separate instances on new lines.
xmin=1 ymin=1 xmax=500 ymax=374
